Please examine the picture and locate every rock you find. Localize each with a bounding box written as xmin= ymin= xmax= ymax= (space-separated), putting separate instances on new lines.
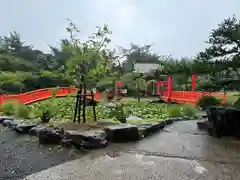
xmin=0 ymin=116 xmax=13 ymax=123
xmin=60 ymin=138 xmax=73 ymax=148
xmin=5 ymin=119 xmax=24 ymax=129
xmin=126 ymin=116 xmax=143 ymax=121
xmin=65 ymin=130 xmax=107 ymax=149
xmin=2 ymin=119 xmax=12 ymax=127
xmin=138 ymin=123 xmax=154 ymax=138
xmin=103 ymin=110 xmax=112 ymax=114
xmin=176 ymin=117 xmax=185 ymax=121
xmin=13 ymin=123 xmax=38 ymax=134
xmin=183 ymin=116 xmax=190 ymax=120
xmin=104 ymin=124 xmax=140 ymax=142
xmin=165 ymin=119 xmax=174 ymax=125
xmin=29 ymin=124 xmax=48 ymax=136
xmin=138 ymin=122 xmax=165 ymax=138
xmin=197 ymin=121 xmax=209 ymax=130
xmin=81 ymin=139 xmax=108 ymax=149
xmin=38 ymin=126 xmax=64 ymax=144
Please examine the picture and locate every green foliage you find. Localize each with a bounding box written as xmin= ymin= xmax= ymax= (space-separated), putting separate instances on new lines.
xmin=181 ymin=105 xmax=197 ymax=117
xmin=31 ymin=100 xmax=58 ymax=123
xmin=105 ymin=103 xmax=126 ymax=123
xmin=167 ymin=105 xmax=182 ymax=117
xmin=233 ymin=97 xmax=240 ymax=109
xmin=15 ymin=103 xmax=30 ymax=119
xmin=197 ymin=96 xmax=221 ymax=108
xmin=1 ymin=101 xmax=18 ymax=116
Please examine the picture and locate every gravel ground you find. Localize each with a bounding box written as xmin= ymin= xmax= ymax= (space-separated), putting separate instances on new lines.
xmin=0 ymin=126 xmax=85 ymax=180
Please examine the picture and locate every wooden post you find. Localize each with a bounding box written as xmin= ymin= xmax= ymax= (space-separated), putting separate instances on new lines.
xmin=82 ymin=76 xmax=87 ymax=123
xmin=73 ymin=90 xmax=80 ymax=123
xmin=78 ymin=87 xmax=82 ymax=124
xmin=91 ymin=91 xmax=97 ymax=121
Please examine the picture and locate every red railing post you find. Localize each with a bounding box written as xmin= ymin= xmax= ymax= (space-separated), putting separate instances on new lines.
xmin=192 ymin=73 xmax=197 ymax=92
xmin=167 ymin=75 xmax=172 ymax=100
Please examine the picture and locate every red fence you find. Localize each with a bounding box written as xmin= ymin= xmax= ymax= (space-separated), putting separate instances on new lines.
xmin=0 ymin=87 xmax=227 ymax=107
xmin=0 ymin=87 xmax=101 ymax=105
xmin=160 ymin=90 xmax=226 ymax=106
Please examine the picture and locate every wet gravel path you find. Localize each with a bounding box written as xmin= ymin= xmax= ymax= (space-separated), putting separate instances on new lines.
xmin=0 ymin=126 xmax=84 ymax=180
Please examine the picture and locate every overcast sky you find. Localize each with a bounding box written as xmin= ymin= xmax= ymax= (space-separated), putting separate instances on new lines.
xmin=1 ymin=0 xmax=240 ymax=58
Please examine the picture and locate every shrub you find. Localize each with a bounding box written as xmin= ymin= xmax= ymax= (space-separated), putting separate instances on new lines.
xmin=167 ymin=105 xmax=182 ymax=117
xmin=197 ymin=96 xmax=221 ymax=109
xmin=233 ymin=97 xmax=240 ymax=109
xmin=32 ymin=101 xmax=58 ymax=123
xmin=105 ymin=103 xmax=126 ymax=123
xmin=1 ymin=101 xmax=18 ymax=116
xmin=15 ymin=104 xmax=30 ymax=119
xmin=181 ymin=105 xmax=197 ymax=117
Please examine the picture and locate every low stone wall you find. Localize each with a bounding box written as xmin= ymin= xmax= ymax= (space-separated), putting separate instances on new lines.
xmin=0 ymin=115 xmax=191 ymax=150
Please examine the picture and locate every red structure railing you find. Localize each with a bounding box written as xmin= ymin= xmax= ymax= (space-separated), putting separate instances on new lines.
xmin=115 ymin=74 xmax=227 ymax=106
xmin=0 ymin=87 xmax=101 ymax=105
xmin=153 ymin=74 xmax=226 ymax=106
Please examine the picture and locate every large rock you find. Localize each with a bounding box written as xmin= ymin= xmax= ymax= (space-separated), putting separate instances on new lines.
xmin=5 ymin=119 xmax=24 ymax=129
xmin=0 ymin=116 xmax=13 ymax=123
xmin=64 ymin=130 xmax=107 ymax=149
xmin=197 ymin=120 xmax=209 ymax=130
xmin=13 ymin=123 xmax=38 ymax=134
xmin=2 ymin=119 xmax=12 ymax=126
xmin=138 ymin=122 xmax=165 ymax=138
xmin=165 ymin=119 xmax=174 ymax=125
xmin=29 ymin=124 xmax=48 ymax=136
xmin=104 ymin=124 xmax=140 ymax=142
xmin=38 ymin=126 xmax=64 ymax=144
xmin=207 ymin=106 xmax=240 ymax=138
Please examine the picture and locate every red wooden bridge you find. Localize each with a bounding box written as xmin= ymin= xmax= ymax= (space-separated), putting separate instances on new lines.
xmin=0 ymin=87 xmax=101 ymax=105
xmin=0 ymin=74 xmax=227 ymax=106
xmin=115 ymin=74 xmax=227 ymax=106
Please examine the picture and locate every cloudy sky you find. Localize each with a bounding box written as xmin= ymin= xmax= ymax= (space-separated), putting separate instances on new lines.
xmin=1 ymin=0 xmax=240 ymax=58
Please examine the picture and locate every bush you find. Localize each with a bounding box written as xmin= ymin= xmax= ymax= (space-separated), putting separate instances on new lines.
xmin=167 ymin=105 xmax=182 ymax=117
xmin=32 ymin=101 xmax=58 ymax=123
xmin=233 ymin=97 xmax=240 ymax=109
xmin=181 ymin=105 xmax=197 ymax=117
xmin=104 ymin=103 xmax=126 ymax=123
xmin=15 ymin=104 xmax=30 ymax=119
xmin=197 ymin=96 xmax=221 ymax=109
xmin=1 ymin=101 xmax=18 ymax=116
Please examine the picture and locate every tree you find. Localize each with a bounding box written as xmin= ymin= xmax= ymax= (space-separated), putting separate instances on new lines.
xmin=65 ymin=20 xmax=112 ymax=123
xmin=120 ymin=44 xmax=160 ymax=73
xmin=196 ymin=15 xmax=240 ymax=90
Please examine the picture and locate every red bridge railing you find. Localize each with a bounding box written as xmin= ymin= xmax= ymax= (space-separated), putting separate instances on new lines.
xmin=160 ymin=90 xmax=226 ymax=106
xmin=0 ymin=87 xmax=101 ymax=105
